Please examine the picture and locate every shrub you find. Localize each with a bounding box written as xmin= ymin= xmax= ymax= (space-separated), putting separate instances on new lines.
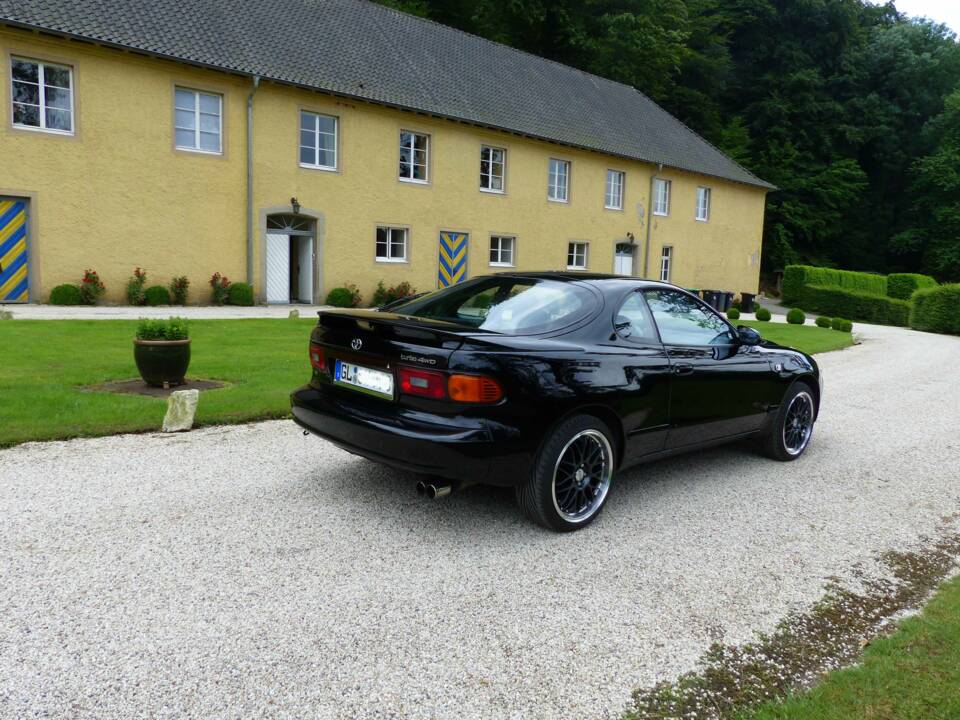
xmin=136 ymin=316 xmax=189 ymax=341
xmin=786 ymin=308 xmax=806 ymax=325
xmin=49 ymin=284 xmax=82 ymax=305
xmin=781 ymin=265 xmax=887 ymax=304
xmin=910 ymin=284 xmax=960 ymax=335
xmin=372 ymin=280 xmax=417 ymax=307
xmin=815 ymin=316 xmax=832 ymax=328
xmin=886 ymin=273 xmax=937 ymax=300
xmin=209 ymin=272 xmax=230 ymax=305
xmin=755 ymin=307 xmax=771 ymax=322
xmin=831 ymin=318 xmax=853 ymax=332
xmin=79 ymin=269 xmax=105 ymax=305
xmin=144 ymin=285 xmax=171 ymax=306
xmin=800 ymin=284 xmax=910 ymax=326
xmin=726 ymin=307 xmax=740 ymax=320
xmin=126 ymin=267 xmax=147 ymax=305
xmin=326 ymin=284 xmax=362 ymax=308
xmin=227 ymin=282 xmax=254 ymax=306
xmin=169 ymin=276 xmax=190 ymax=305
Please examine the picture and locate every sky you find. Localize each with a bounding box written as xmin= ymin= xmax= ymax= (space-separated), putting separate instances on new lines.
xmin=885 ymin=0 xmax=960 ymax=34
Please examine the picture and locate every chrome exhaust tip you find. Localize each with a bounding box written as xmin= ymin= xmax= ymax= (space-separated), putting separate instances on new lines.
xmin=415 ymin=481 xmax=428 ymax=497
xmin=425 ymin=483 xmax=451 ymax=499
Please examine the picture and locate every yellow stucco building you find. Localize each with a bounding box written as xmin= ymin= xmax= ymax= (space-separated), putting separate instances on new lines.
xmin=0 ymin=1 xmax=771 ymax=306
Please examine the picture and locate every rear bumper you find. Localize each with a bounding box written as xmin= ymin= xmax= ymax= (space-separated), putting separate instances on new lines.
xmin=290 ymin=385 xmax=529 ymax=486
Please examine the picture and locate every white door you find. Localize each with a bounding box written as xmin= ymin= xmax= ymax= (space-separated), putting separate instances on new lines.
xmin=266 ymin=232 xmax=290 ymax=303
xmin=614 ymin=243 xmax=634 ymax=276
xmin=297 ymin=237 xmax=313 ymax=303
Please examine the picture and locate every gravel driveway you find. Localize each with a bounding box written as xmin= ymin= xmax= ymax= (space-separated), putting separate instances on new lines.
xmin=2 ymin=323 xmax=959 ymax=719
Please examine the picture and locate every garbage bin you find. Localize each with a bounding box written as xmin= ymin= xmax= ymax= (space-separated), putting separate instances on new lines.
xmin=702 ymin=290 xmax=718 ymax=309
xmin=740 ymin=293 xmax=756 ymax=313
xmin=720 ymin=292 xmax=734 ymax=311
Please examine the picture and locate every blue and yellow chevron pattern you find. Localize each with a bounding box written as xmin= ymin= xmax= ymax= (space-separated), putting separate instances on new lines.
xmin=438 ymin=231 xmax=468 ymax=288
xmin=0 ymin=199 xmax=29 ymax=303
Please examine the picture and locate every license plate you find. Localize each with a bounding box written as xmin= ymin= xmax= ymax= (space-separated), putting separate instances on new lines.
xmin=334 ymin=360 xmax=394 ymax=399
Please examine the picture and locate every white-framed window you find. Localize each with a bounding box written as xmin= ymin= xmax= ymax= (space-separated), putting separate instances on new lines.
xmin=480 ymin=145 xmax=506 ymax=193
xmin=489 ymin=235 xmax=515 ymax=266
xmin=375 ymin=226 xmax=408 ymax=262
xmin=696 ymin=186 xmax=711 ymax=221
xmin=605 ymin=170 xmax=624 ymax=209
xmin=10 ymin=57 xmax=74 ymax=134
xmin=653 ymin=178 xmax=671 ymax=216
xmin=567 ymin=241 xmax=588 ymax=270
xmin=174 ymin=87 xmax=222 ymax=153
xmin=548 ymin=158 xmax=570 ymax=202
xmin=399 ymin=130 xmax=429 ymax=182
xmin=299 ymin=111 xmax=337 ymax=170
xmin=660 ymin=246 xmax=672 ymax=282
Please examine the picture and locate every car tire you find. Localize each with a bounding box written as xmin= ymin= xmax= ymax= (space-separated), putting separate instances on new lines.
xmin=516 ymin=414 xmax=616 ymax=532
xmin=761 ymin=382 xmax=817 ymax=461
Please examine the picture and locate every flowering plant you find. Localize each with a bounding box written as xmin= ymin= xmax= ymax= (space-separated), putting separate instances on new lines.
xmin=169 ymin=275 xmax=190 ymax=305
xmin=79 ymin=268 xmax=105 ymax=305
xmin=209 ymin=272 xmax=231 ymax=305
xmin=126 ymin=267 xmax=147 ymax=305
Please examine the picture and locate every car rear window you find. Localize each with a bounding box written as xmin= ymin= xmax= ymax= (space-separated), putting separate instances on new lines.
xmin=388 ymin=277 xmax=597 ymax=334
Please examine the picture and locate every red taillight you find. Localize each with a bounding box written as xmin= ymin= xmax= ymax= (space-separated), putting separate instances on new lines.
xmin=399 ymin=367 xmax=447 ymax=399
xmin=309 ymin=344 xmax=327 ymax=373
xmin=448 ymin=374 xmax=503 ymax=403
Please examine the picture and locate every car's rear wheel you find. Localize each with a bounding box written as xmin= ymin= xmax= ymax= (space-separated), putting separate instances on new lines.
xmin=762 ymin=382 xmax=816 ymax=461
xmin=516 ymin=414 xmax=615 ymax=531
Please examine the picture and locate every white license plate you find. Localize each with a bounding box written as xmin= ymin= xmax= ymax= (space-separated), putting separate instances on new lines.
xmin=335 ymin=360 xmax=394 ymax=399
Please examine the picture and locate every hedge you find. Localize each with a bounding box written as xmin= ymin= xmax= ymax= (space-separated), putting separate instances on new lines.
xmin=144 ymin=285 xmax=171 ymax=306
xmin=227 ymin=282 xmax=255 ymax=306
xmin=910 ymin=284 xmax=960 ymax=335
xmin=49 ymin=284 xmax=82 ymax=305
xmin=782 ymin=265 xmax=887 ymax=304
xmin=886 ymin=273 xmax=938 ymax=300
xmin=800 ymin=284 xmax=910 ymax=326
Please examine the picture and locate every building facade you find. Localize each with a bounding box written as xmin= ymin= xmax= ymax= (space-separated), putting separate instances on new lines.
xmin=0 ymin=2 xmax=772 ymax=306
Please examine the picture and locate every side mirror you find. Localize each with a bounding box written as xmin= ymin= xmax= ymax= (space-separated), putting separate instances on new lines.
xmin=737 ymin=325 xmax=762 ymax=346
xmin=614 ymin=315 xmax=632 ymax=338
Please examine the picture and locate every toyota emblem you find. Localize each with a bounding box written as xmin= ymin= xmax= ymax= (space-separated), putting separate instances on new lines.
xmin=351 ymin=338 xmax=363 ymax=351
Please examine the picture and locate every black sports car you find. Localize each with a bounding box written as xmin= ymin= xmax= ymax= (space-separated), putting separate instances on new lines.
xmin=291 ymin=273 xmax=821 ymax=531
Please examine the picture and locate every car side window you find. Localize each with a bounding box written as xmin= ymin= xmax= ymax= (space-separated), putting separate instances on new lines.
xmin=615 ymin=291 xmax=658 ymax=342
xmin=643 ymin=289 xmax=735 ymax=346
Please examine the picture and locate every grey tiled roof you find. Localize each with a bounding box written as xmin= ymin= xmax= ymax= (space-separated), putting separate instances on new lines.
xmin=0 ymin=0 xmax=773 ymax=188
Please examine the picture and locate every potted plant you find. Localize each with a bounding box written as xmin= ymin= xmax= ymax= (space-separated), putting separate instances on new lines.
xmin=133 ymin=317 xmax=191 ymax=387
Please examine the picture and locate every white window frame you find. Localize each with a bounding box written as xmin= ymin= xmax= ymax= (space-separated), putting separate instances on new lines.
xmin=10 ymin=56 xmax=74 ymax=135
xmin=480 ymin=145 xmax=506 ymax=194
xmin=567 ymin=241 xmax=588 ymax=270
xmin=660 ymin=246 xmax=673 ymax=282
xmin=299 ymin=110 xmax=338 ymax=171
xmin=375 ymin=226 xmax=408 ymax=263
xmin=399 ymin=130 xmax=429 ymax=183
xmin=605 ymin=169 xmax=624 ymax=210
xmin=548 ymin=158 xmax=570 ymax=203
xmin=489 ymin=235 xmax=515 ymax=267
xmin=174 ymin=87 xmax=222 ymax=154
xmin=696 ymin=186 xmax=711 ymax=222
xmin=653 ymin=178 xmax=671 ymax=216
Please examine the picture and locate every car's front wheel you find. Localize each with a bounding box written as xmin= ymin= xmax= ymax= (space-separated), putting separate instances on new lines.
xmin=762 ymin=382 xmax=817 ymax=461
xmin=516 ymin=414 xmax=615 ymax=531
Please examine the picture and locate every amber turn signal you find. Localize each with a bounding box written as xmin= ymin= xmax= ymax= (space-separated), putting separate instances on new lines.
xmin=447 ymin=374 xmax=503 ymax=403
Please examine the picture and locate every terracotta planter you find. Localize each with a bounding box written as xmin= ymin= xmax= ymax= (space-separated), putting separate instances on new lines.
xmin=133 ymin=338 xmax=191 ymax=387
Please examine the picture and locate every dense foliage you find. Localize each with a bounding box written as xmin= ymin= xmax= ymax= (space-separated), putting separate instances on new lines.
xmin=325 ymin=284 xmax=363 ymax=307
xmin=782 ymin=265 xmax=888 ymax=304
xmin=910 ymin=284 xmax=960 ymax=334
xmin=169 ymin=276 xmax=190 ymax=305
xmin=227 ymin=282 xmax=255 ymax=306
xmin=786 ymin=308 xmax=806 ymax=325
xmin=49 ymin=284 xmax=82 ymax=306
xmin=372 ymin=280 xmax=418 ymax=307
xmin=755 ymin=306 xmax=771 ymax=321
xmin=800 ymin=284 xmax=911 ymax=326
xmin=144 ymin=285 xmax=171 ymax=306
xmin=380 ymin=0 xmax=960 ymax=280
xmin=886 ymin=272 xmax=938 ymax=299
xmin=135 ymin=317 xmax=189 ymax=341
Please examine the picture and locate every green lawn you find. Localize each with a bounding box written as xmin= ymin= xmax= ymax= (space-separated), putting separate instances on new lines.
xmin=737 ymin=574 xmax=960 ymax=720
xmin=0 ymin=317 xmax=852 ymax=447
xmin=742 ymin=319 xmax=855 ymax=354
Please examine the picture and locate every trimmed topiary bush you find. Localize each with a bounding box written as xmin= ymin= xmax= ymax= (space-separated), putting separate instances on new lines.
xmin=726 ymin=307 xmax=740 ymax=320
xmin=325 ymin=284 xmax=362 ymax=308
xmin=838 ymin=318 xmax=853 ymax=332
xmin=786 ymin=308 xmax=806 ymax=325
xmin=815 ymin=316 xmax=832 ymax=328
xmin=227 ymin=282 xmax=255 ymax=306
xmin=49 ymin=284 xmax=82 ymax=305
xmin=799 ymin=284 xmax=910 ymax=326
xmin=910 ymin=284 xmax=960 ymax=335
xmin=781 ymin=265 xmax=887 ymax=305
xmin=144 ymin=285 xmax=171 ymax=306
xmin=755 ymin=307 xmax=771 ymax=322
xmin=887 ymin=273 xmax=937 ymax=300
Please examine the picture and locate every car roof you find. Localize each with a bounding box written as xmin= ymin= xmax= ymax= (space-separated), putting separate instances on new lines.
xmin=491 ymin=270 xmax=686 ymax=292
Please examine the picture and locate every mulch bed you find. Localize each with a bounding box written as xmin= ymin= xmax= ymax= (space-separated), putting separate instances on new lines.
xmin=86 ymin=378 xmax=228 ymax=398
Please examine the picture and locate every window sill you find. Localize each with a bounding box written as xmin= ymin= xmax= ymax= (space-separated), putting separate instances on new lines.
xmin=652 ymin=211 xmax=670 ymax=217
xmin=480 ymin=187 xmax=506 ymax=195
xmin=566 ymin=265 xmax=588 ymax=271
xmin=175 ymin=146 xmax=223 ymax=156
xmin=12 ymin=123 xmax=74 ymax=137
xmin=375 ymin=257 xmax=409 ymax=264
xmin=604 ymin=205 xmax=624 ymax=211
xmin=399 ymin=177 xmax=430 ymax=186
xmin=695 ymin=217 xmax=709 ymax=223
xmin=548 ymin=197 xmax=569 ymax=204
xmin=489 ymin=262 xmax=514 ymax=268
xmin=300 ymin=162 xmax=338 ymax=173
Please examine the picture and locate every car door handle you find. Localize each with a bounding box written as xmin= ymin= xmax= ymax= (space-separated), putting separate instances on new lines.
xmin=673 ymin=363 xmax=694 ymax=376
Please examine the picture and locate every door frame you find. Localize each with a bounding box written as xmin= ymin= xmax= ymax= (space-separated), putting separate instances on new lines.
xmin=258 ymin=204 xmax=324 ymax=304
xmin=612 ymin=240 xmax=637 ymax=277
xmin=0 ymin=189 xmax=37 ymax=303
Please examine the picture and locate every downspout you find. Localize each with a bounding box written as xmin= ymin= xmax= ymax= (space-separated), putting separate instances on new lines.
xmin=246 ymin=75 xmax=261 ymax=287
xmin=642 ymin=162 xmax=663 ymax=279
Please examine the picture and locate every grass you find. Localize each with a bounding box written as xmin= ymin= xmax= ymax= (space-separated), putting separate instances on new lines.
xmin=737 ymin=573 xmax=960 ymax=720
xmin=741 ymin=319 xmax=855 ymax=354
xmin=0 ymin=317 xmax=851 ymax=447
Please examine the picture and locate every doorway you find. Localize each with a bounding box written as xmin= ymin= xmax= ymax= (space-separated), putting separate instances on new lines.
xmin=265 ymin=213 xmax=315 ymax=303
xmin=0 ymin=197 xmax=30 ymax=303
xmin=614 ymin=242 xmax=635 ymax=276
